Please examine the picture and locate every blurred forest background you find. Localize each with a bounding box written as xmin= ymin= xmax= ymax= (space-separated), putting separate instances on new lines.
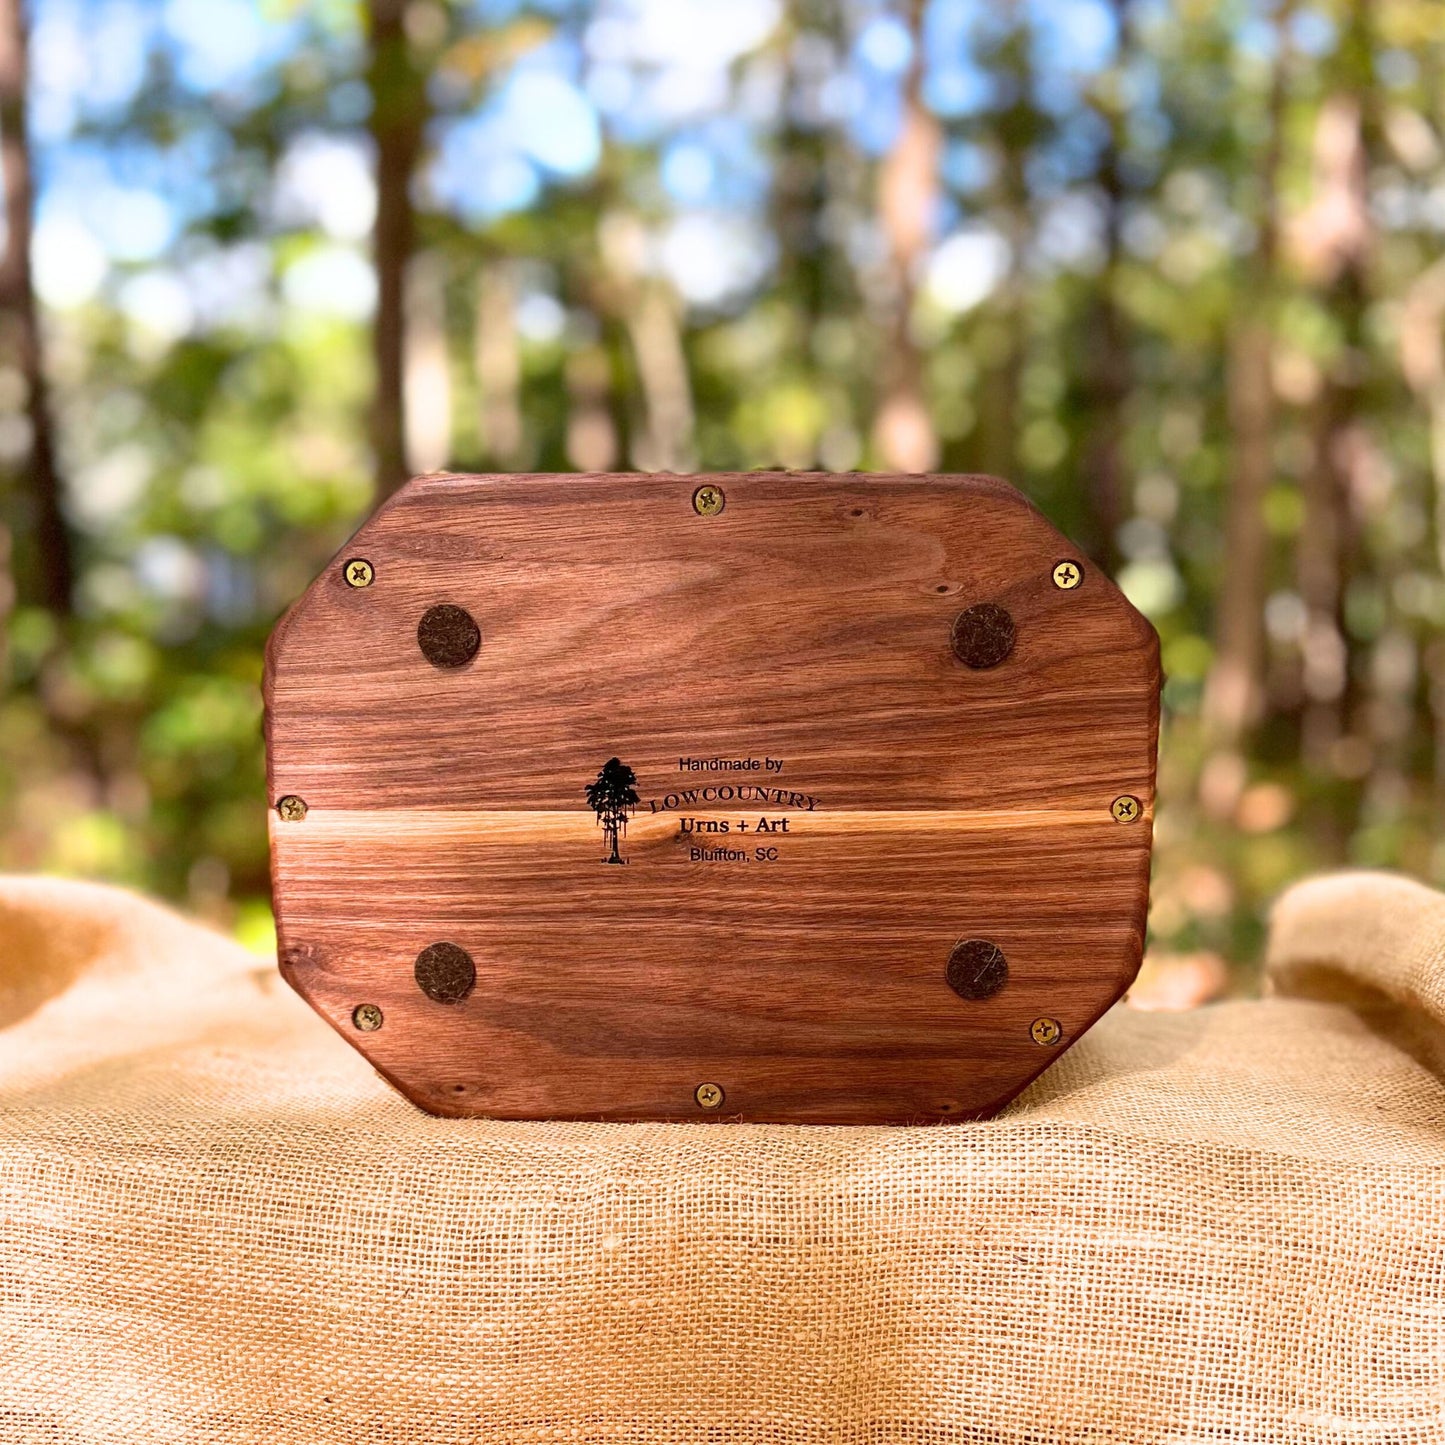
xmin=1 ymin=0 xmax=1442 ymax=1003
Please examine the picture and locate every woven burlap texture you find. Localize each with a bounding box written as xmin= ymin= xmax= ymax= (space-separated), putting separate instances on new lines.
xmin=1 ymin=871 xmax=1443 ymax=1444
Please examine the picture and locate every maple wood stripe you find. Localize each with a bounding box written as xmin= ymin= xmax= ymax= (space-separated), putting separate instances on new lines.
xmin=272 ymin=807 xmax=1151 ymax=843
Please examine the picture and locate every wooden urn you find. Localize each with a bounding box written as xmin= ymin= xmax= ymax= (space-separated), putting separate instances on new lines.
xmin=264 ymin=472 xmax=1160 ymax=1123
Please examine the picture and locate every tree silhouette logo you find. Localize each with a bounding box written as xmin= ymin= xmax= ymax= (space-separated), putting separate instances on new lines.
xmin=585 ymin=757 xmax=639 ymax=864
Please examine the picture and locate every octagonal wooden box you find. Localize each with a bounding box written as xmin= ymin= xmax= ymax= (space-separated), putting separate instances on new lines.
xmin=264 ymin=472 xmax=1160 ymax=1124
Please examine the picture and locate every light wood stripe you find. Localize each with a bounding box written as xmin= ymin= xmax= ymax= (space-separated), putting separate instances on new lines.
xmin=272 ymin=805 xmax=1151 ymax=844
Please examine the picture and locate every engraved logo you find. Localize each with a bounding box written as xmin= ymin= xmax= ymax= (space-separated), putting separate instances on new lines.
xmin=586 ymin=757 xmax=639 ymax=865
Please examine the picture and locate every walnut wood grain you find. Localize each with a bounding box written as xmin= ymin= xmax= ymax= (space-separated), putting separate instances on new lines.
xmin=265 ymin=472 xmax=1160 ymax=1123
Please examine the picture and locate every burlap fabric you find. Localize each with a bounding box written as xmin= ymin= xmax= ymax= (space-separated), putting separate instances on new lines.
xmin=1 ymin=872 xmax=1443 ymax=1443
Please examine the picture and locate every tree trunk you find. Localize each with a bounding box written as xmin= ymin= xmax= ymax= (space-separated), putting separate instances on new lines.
xmin=366 ymin=0 xmax=426 ymax=499
xmin=565 ymin=345 xmax=617 ymax=471
xmin=1433 ymin=385 xmax=1445 ymax=813
xmin=475 ymin=261 xmax=524 ymax=467
xmin=0 ymin=0 xmax=71 ymax=616
xmin=1200 ymin=0 xmax=1294 ymax=753
xmin=978 ymin=17 xmax=1032 ymax=485
xmin=1294 ymin=88 xmax=1372 ymax=770
xmin=1299 ymin=309 xmax=1357 ymax=768
xmin=403 ymin=250 xmax=451 ymax=474
xmin=1078 ymin=0 xmax=1133 ymax=572
xmin=768 ymin=6 xmax=828 ymax=328
xmin=872 ymin=0 xmax=940 ymax=474
xmin=766 ymin=0 xmax=862 ymax=470
xmin=626 ymin=284 xmax=694 ymax=474
xmin=1205 ymin=320 xmax=1274 ymax=746
xmin=1399 ymin=259 xmax=1445 ymax=809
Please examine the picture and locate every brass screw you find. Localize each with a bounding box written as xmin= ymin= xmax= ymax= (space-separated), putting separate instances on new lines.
xmin=692 ymin=484 xmax=725 ymax=517
xmin=353 ymin=1003 xmax=383 ymax=1032
xmin=1030 ymin=1017 xmax=1062 ymax=1046
xmin=695 ymin=1082 xmax=724 ymax=1109
xmin=1111 ymin=794 xmax=1141 ymax=823
xmin=276 ymin=795 xmax=308 ymax=822
xmin=1052 ymin=560 xmax=1082 ymax=590
xmin=344 ymin=557 xmax=374 ymax=588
